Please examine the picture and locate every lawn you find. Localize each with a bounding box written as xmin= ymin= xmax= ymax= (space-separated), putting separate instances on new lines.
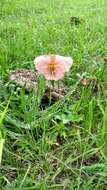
xmin=0 ymin=0 xmax=107 ymax=189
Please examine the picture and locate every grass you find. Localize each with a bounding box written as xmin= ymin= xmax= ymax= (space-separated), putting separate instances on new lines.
xmin=0 ymin=0 xmax=107 ymax=189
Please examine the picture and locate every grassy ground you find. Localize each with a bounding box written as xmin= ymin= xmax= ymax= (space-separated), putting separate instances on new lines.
xmin=0 ymin=0 xmax=107 ymax=189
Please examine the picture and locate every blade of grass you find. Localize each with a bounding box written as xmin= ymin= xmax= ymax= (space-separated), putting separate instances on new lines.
xmin=0 ymin=97 xmax=10 ymax=127
xmin=19 ymin=164 xmax=31 ymax=188
xmin=0 ymin=97 xmax=11 ymax=165
xmin=88 ymin=99 xmax=94 ymax=131
xmin=0 ymin=138 xmax=5 ymax=165
xmin=102 ymin=103 xmax=107 ymax=156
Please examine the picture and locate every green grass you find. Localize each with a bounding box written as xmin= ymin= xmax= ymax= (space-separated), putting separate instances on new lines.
xmin=0 ymin=0 xmax=107 ymax=189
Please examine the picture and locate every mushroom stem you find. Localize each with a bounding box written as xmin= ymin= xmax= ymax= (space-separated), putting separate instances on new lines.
xmin=51 ymin=80 xmax=55 ymax=90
